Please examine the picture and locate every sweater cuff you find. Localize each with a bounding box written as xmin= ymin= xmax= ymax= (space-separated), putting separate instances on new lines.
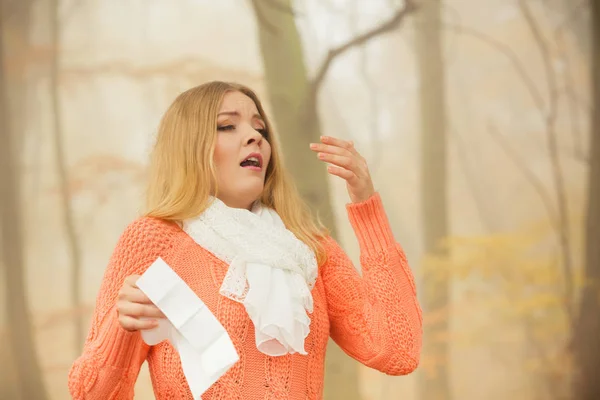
xmin=96 ymin=307 xmax=147 ymax=369
xmin=346 ymin=192 xmax=396 ymax=254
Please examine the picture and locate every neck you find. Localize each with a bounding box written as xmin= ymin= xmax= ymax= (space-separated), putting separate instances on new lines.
xmin=214 ymin=195 xmax=255 ymax=211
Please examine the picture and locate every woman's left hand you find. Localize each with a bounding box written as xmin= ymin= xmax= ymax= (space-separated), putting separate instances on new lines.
xmin=310 ymin=136 xmax=375 ymax=204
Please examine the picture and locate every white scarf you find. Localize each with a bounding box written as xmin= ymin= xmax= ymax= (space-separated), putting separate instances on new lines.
xmin=182 ymin=197 xmax=318 ymax=356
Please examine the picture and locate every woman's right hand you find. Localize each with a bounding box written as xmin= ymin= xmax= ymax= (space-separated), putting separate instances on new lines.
xmin=116 ymin=275 xmax=164 ymax=332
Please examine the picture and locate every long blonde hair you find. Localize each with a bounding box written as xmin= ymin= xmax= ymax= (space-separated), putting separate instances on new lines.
xmin=145 ymin=81 xmax=328 ymax=263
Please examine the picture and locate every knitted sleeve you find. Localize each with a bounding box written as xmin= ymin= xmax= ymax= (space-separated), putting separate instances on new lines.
xmin=68 ymin=217 xmax=177 ymax=399
xmin=321 ymin=193 xmax=422 ymax=375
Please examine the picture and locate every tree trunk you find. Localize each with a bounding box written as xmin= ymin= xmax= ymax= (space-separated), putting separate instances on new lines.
xmin=250 ymin=0 xmax=338 ymax=235
xmin=0 ymin=4 xmax=49 ymax=399
xmin=573 ymin=2 xmax=600 ymax=398
xmin=250 ymin=1 xmax=363 ymax=399
xmin=3 ymin=0 xmax=32 ymax=152
xmin=414 ymin=1 xmax=452 ymax=399
xmin=48 ymin=0 xmax=84 ymax=352
xmin=543 ymin=0 xmax=589 ymax=54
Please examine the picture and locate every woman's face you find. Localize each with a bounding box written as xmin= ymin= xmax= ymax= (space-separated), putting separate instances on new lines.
xmin=213 ymin=91 xmax=272 ymax=210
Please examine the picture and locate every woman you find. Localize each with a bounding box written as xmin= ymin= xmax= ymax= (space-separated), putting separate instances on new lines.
xmin=68 ymin=81 xmax=422 ymax=399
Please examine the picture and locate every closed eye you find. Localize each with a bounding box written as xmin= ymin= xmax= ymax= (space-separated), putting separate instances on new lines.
xmin=257 ymin=128 xmax=268 ymax=138
xmin=217 ymin=124 xmax=268 ymax=139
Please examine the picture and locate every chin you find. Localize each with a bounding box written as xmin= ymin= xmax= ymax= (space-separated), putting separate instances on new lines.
xmin=239 ymin=184 xmax=264 ymax=203
xmin=219 ymin=180 xmax=266 ymax=209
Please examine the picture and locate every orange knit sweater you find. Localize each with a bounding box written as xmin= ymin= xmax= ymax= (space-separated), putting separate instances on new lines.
xmin=68 ymin=193 xmax=422 ymax=399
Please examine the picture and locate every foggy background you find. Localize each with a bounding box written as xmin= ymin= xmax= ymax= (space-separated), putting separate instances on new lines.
xmin=1 ymin=0 xmax=596 ymax=399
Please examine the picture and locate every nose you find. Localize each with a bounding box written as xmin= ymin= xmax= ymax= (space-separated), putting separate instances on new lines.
xmin=244 ymin=127 xmax=264 ymax=147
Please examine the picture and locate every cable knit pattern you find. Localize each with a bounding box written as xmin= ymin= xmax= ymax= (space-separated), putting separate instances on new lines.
xmin=68 ymin=193 xmax=422 ymax=399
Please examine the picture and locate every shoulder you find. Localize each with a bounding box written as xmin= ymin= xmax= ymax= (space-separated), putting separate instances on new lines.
xmin=121 ymin=216 xmax=180 ymax=240
xmin=114 ymin=216 xmax=182 ymax=260
xmin=94 ymin=218 xmax=183 ymax=307
xmin=320 ymin=235 xmax=340 ymax=251
xmin=318 ymin=235 xmax=349 ymax=266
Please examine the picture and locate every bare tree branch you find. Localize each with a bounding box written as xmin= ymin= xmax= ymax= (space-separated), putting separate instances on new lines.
xmin=451 ymin=124 xmax=497 ymax=232
xmin=349 ymin=0 xmax=383 ymax=172
xmin=487 ymin=121 xmax=558 ymax=230
xmin=445 ymin=1 xmax=577 ymax=344
xmin=444 ymin=22 xmax=545 ymax=114
xmin=486 ymin=122 xmax=567 ymax=399
xmin=445 ymin=20 xmax=590 ymax=167
xmin=554 ymin=24 xmax=586 ymax=164
xmin=308 ymin=0 xmax=417 ymax=104
xmin=519 ymin=0 xmax=574 ymax=324
xmin=549 ymin=0 xmax=587 ymax=33
xmin=359 ymin=50 xmax=383 ymax=172
xmin=519 ymin=1 xmax=557 ymax=108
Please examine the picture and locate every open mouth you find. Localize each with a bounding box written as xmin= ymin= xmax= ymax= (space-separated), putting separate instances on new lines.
xmin=240 ymin=153 xmax=263 ymax=169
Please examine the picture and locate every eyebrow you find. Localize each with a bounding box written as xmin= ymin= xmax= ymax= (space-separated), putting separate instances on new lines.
xmin=217 ymin=111 xmax=264 ymax=123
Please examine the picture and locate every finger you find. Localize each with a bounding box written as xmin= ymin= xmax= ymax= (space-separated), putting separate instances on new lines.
xmin=118 ymin=301 xmax=165 ymax=319
xmin=124 ymin=274 xmax=142 ymax=288
xmin=140 ymin=304 xmax=165 ymax=319
xmin=125 ymin=302 xmax=164 ymax=319
xmin=318 ymin=152 xmax=356 ymax=172
xmin=119 ymin=315 xmax=159 ymax=332
xmin=347 ymin=140 xmax=362 ymax=157
xmin=320 ymin=136 xmax=359 ymax=156
xmin=327 ymin=165 xmax=356 ymax=181
xmin=119 ymin=285 xmax=154 ymax=304
xmin=309 ymin=142 xmax=353 ymax=157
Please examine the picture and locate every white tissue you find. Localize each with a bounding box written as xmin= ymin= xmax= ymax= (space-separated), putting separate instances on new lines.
xmin=136 ymin=257 xmax=239 ymax=399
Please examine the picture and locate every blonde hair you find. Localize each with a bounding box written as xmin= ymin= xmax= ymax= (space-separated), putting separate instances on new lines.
xmin=145 ymin=81 xmax=328 ymax=263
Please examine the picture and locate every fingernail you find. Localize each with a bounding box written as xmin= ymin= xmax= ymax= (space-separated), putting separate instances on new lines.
xmin=318 ymin=153 xmax=325 ymax=159
xmin=321 ymin=136 xmax=327 ymax=141
xmin=310 ymin=143 xmax=317 ymax=149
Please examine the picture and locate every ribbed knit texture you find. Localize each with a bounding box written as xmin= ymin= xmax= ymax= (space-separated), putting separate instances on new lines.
xmin=68 ymin=193 xmax=422 ymax=399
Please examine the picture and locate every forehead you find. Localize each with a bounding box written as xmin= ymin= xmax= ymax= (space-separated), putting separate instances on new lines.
xmin=219 ymin=91 xmax=259 ymax=114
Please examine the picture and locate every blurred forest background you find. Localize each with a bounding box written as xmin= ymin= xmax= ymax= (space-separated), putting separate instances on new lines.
xmin=1 ymin=0 xmax=597 ymax=399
